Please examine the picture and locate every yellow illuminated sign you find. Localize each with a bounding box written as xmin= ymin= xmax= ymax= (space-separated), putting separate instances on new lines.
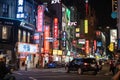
xmin=58 ymin=50 xmax=62 ymax=55
xmin=76 ymin=28 xmax=80 ymax=32
xmin=108 ymin=42 xmax=114 ymax=52
xmin=84 ymin=19 xmax=88 ymax=34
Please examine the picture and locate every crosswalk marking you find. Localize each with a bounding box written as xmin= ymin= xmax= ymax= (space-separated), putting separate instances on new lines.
xmin=29 ymin=77 xmax=37 ymax=80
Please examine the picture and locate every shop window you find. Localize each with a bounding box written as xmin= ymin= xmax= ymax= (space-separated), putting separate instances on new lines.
xmin=18 ymin=29 xmax=21 ymax=42
xmin=2 ymin=26 xmax=7 ymax=39
xmin=22 ymin=31 xmax=26 ymax=42
xmin=27 ymin=32 xmax=30 ymax=43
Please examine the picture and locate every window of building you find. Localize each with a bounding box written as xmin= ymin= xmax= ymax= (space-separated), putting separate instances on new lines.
xmin=27 ymin=32 xmax=30 ymax=43
xmin=2 ymin=26 xmax=7 ymax=39
xmin=2 ymin=4 xmax=9 ymax=17
xmin=18 ymin=29 xmax=21 ymax=42
xmin=22 ymin=31 xmax=26 ymax=42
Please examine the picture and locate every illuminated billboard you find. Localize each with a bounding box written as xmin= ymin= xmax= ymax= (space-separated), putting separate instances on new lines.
xmin=110 ymin=29 xmax=117 ymax=44
xmin=85 ymin=40 xmax=89 ymax=54
xmin=44 ymin=26 xmax=50 ymax=53
xmin=18 ymin=42 xmax=38 ymax=54
xmin=53 ymin=18 xmax=58 ymax=38
xmin=84 ymin=19 xmax=88 ymax=34
xmin=97 ymin=41 xmax=102 ymax=47
xmin=16 ymin=0 xmax=25 ymax=19
xmin=37 ymin=5 xmax=44 ymax=32
xmin=53 ymin=18 xmax=59 ymax=49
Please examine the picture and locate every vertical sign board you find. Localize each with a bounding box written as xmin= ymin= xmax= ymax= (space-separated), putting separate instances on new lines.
xmin=84 ymin=19 xmax=88 ymax=34
xmin=37 ymin=5 xmax=44 ymax=32
xmin=93 ymin=40 xmax=97 ymax=51
xmin=16 ymin=0 xmax=25 ymax=19
xmin=53 ymin=18 xmax=59 ymax=49
xmin=85 ymin=40 xmax=89 ymax=55
xmin=34 ymin=32 xmax=40 ymax=44
xmin=44 ymin=26 xmax=50 ymax=53
xmin=110 ymin=29 xmax=117 ymax=44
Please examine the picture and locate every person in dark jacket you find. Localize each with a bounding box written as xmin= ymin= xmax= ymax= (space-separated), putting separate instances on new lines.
xmin=0 ymin=58 xmax=10 ymax=79
xmin=109 ymin=60 xmax=116 ymax=75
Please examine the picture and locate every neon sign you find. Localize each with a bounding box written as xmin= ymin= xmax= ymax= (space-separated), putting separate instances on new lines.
xmin=16 ymin=0 xmax=24 ymax=19
xmin=51 ymin=0 xmax=61 ymax=4
xmin=68 ymin=22 xmax=77 ymax=26
xmin=37 ymin=5 xmax=44 ymax=32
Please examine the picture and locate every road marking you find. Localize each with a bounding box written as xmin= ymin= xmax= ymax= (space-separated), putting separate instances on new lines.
xmin=14 ymin=72 xmax=23 ymax=75
xmin=29 ymin=77 xmax=37 ymax=80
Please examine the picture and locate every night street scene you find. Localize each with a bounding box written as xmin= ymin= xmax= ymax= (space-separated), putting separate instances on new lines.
xmin=0 ymin=0 xmax=120 ymax=80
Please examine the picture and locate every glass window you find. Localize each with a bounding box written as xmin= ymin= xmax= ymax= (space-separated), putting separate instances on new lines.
xmin=2 ymin=4 xmax=9 ymax=17
xmin=22 ymin=31 xmax=26 ymax=42
xmin=27 ymin=32 xmax=30 ymax=43
xmin=2 ymin=26 xmax=7 ymax=39
xmin=18 ymin=29 xmax=21 ymax=42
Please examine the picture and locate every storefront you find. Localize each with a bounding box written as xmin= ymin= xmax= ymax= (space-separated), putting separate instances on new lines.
xmin=0 ymin=17 xmax=35 ymax=70
xmin=17 ymin=42 xmax=39 ymax=69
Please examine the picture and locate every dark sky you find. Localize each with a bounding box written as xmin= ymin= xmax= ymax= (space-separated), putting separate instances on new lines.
xmin=63 ymin=0 xmax=117 ymax=28
xmin=90 ymin=0 xmax=116 ymax=27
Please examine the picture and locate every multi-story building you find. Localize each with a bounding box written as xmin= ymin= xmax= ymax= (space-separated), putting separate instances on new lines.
xmin=0 ymin=0 xmax=36 ymax=69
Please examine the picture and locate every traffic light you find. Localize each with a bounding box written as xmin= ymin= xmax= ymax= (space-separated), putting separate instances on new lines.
xmin=112 ymin=0 xmax=118 ymax=12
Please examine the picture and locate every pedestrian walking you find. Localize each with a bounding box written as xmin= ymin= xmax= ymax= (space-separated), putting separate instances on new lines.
xmin=109 ymin=59 xmax=116 ymax=75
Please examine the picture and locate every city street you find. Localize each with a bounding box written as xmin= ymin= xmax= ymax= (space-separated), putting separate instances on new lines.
xmin=13 ymin=63 xmax=113 ymax=80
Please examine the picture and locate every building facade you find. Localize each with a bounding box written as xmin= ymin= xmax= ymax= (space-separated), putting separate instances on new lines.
xmin=0 ymin=0 xmax=36 ymax=69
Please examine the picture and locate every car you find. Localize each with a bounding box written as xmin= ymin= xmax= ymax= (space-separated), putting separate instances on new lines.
xmin=65 ymin=57 xmax=98 ymax=75
xmin=47 ymin=61 xmax=57 ymax=68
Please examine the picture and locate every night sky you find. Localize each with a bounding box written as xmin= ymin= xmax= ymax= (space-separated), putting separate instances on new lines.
xmin=36 ymin=0 xmax=117 ymax=28
xmin=63 ymin=0 xmax=117 ymax=28
xmin=90 ymin=0 xmax=117 ymax=27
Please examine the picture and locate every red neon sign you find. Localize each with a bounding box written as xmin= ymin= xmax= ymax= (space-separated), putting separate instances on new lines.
xmin=44 ymin=26 xmax=50 ymax=53
xmin=37 ymin=5 xmax=44 ymax=32
xmin=54 ymin=18 xmax=58 ymax=38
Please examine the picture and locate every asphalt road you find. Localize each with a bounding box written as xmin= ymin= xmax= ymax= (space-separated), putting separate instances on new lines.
xmin=13 ymin=64 xmax=113 ymax=80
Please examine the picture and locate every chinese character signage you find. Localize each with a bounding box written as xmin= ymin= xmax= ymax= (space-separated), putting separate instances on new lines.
xmin=44 ymin=26 xmax=50 ymax=53
xmin=53 ymin=18 xmax=59 ymax=49
xmin=37 ymin=5 xmax=44 ymax=32
xmin=53 ymin=18 xmax=58 ymax=38
xmin=16 ymin=0 xmax=25 ymax=19
xmin=18 ymin=42 xmax=38 ymax=54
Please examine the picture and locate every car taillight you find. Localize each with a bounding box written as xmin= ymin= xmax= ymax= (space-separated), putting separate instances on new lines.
xmin=84 ymin=63 xmax=88 ymax=65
